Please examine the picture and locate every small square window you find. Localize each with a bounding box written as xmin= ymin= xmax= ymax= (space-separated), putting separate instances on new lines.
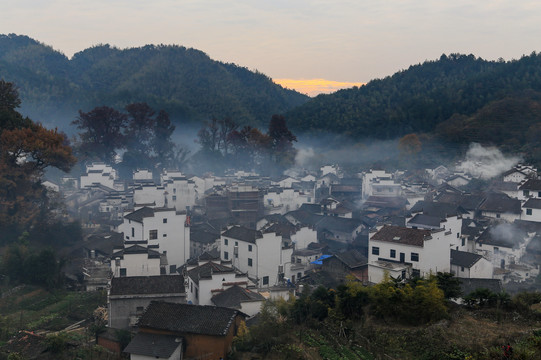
xmin=390 ymin=249 xmax=396 ymax=258
xmin=411 ymin=253 xmax=419 ymax=262
xmin=120 ymin=268 xmax=127 ymax=277
xmin=262 ymin=276 xmax=269 ymax=285
xmin=170 ymin=265 xmax=177 ymax=273
xmin=149 ymin=230 xmax=158 ymax=240
xmin=163 ymin=218 xmax=168 ymax=223
xmin=527 ymin=209 xmax=532 ymax=215
xmin=372 ymin=247 xmax=380 ymax=256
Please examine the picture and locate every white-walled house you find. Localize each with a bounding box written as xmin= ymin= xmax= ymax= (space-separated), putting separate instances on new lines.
xmin=477 ymin=193 xmax=522 ymax=222
xmin=133 ymin=184 xmax=166 ymax=207
xmin=110 ymin=241 xmax=163 ymax=277
xmin=80 ymin=162 xmax=117 ymax=189
xmin=518 ymin=179 xmax=541 ymax=201
xmin=118 ymin=207 xmax=190 ymax=267
xmin=522 ymin=198 xmax=541 ymax=222
xmin=133 ymin=169 xmax=154 ymax=181
xmin=368 ymin=225 xmax=454 ymax=283
xmin=186 ymin=261 xmax=249 ymax=306
xmin=263 ymin=188 xmax=312 ymax=215
xmin=164 ymin=176 xmax=197 ymax=211
xmin=450 ymin=249 xmax=493 ymax=279
xmin=362 ymin=170 xmax=402 ymax=200
xmin=221 ymin=226 xmax=293 ymax=288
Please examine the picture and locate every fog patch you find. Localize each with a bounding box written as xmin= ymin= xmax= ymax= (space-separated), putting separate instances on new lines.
xmin=456 ymin=143 xmax=521 ymax=180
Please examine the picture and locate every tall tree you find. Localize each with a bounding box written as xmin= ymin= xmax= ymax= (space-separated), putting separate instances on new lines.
xmin=152 ymin=109 xmax=176 ymax=168
xmin=1 ymin=80 xmax=76 ymax=242
xmin=72 ymin=106 xmax=127 ymax=163
xmin=268 ymin=114 xmax=297 ymax=169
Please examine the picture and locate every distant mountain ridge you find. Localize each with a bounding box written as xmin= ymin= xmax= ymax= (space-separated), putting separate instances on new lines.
xmin=286 ymin=53 xmax=541 ymax=144
xmin=0 ymin=34 xmax=309 ymax=130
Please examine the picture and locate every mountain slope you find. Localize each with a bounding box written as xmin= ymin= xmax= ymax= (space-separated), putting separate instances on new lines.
xmin=0 ymin=34 xmax=309 ymax=129
xmin=286 ymin=53 xmax=541 ymax=139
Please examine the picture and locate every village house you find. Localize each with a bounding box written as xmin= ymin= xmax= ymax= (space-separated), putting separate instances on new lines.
xmin=117 ymin=206 xmax=191 ymax=268
xmin=108 ymin=275 xmax=186 ymax=330
xmin=450 ymin=249 xmax=493 ymax=279
xmin=361 ymin=169 xmax=402 ymax=200
xmin=110 ymin=241 xmax=165 ymax=277
xmin=80 ymin=162 xmax=122 ymax=190
xmin=368 ymin=225 xmax=455 ymax=283
xmin=211 ymin=285 xmax=266 ymax=317
xmin=221 ymin=225 xmax=293 ymax=288
xmin=478 ymin=193 xmax=522 ymax=222
xmin=185 ymin=259 xmax=251 ymax=306
xmin=502 ymin=165 xmax=537 ymax=183
xmin=124 ymin=301 xmax=245 ymax=360
xmin=319 ymin=249 xmax=368 ymax=285
xmin=522 ymin=198 xmax=541 ymax=222
xmin=518 ymin=179 xmax=541 ymax=200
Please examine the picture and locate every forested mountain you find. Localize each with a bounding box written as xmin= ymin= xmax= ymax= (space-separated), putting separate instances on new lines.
xmin=286 ymin=53 xmax=541 ymax=144
xmin=0 ymin=34 xmax=309 ymax=129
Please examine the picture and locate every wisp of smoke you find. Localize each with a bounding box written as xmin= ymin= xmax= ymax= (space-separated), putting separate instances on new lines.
xmin=456 ymin=143 xmax=521 ymax=180
xmin=489 ymin=222 xmax=525 ymax=247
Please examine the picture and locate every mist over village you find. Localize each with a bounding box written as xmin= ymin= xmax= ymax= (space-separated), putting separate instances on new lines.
xmin=2 ymin=3 xmax=541 ymax=359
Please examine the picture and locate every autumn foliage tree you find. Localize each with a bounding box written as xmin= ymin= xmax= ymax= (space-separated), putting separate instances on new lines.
xmin=0 ymin=80 xmax=76 ymax=242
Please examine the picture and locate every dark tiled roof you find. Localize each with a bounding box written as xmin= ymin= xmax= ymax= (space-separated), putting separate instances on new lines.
xmin=138 ymin=301 xmax=244 ymax=336
xmin=524 ymin=198 xmax=541 ymax=209
xmin=316 ymin=216 xmax=362 ymax=233
xmin=211 ymin=285 xmax=265 ymax=309
xmin=113 ymin=244 xmax=161 ymax=259
xmin=110 ymin=275 xmax=185 ymax=296
xmin=407 ymin=214 xmax=442 ymax=228
xmin=263 ymin=222 xmax=297 ymax=239
xmin=371 ymin=226 xmax=431 ymax=247
xmin=221 ymin=226 xmax=262 ymax=243
xmin=188 ymin=262 xmax=235 ymax=285
xmin=299 ymin=203 xmax=323 ymax=214
xmin=124 ymin=332 xmax=182 ymax=357
xmin=460 ymin=278 xmax=503 ymax=296
xmin=478 ymin=193 xmax=521 ymax=214
xmin=450 ymin=249 xmax=483 ymax=268
xmin=435 ymin=193 xmax=485 ymax=210
xmin=286 ymin=210 xmax=324 ymax=226
xmin=191 ymin=229 xmax=220 ymax=245
xmin=514 ymin=219 xmax=541 ymax=233
xmin=198 ymin=251 xmax=220 ymax=261
xmin=364 ymin=196 xmax=407 ymax=209
xmin=124 ymin=206 xmax=155 ymax=223
xmin=410 ymin=200 xmax=466 ymax=218
xmin=334 ymin=250 xmax=367 ymax=269
xmin=519 ymin=179 xmax=541 ymax=190
xmin=476 ymin=224 xmax=525 ymax=248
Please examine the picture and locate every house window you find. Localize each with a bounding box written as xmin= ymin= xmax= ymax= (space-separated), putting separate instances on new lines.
xmin=172 ymin=195 xmax=177 ymax=201
xmin=538 ymin=191 xmax=541 ymax=197
xmin=248 ymin=245 xmax=252 ymax=252
xmin=170 ymin=265 xmax=177 ymax=273
xmin=523 ymin=190 xmax=530 ymax=197
xmin=262 ymin=276 xmax=269 ymax=285
xmin=173 ymin=188 xmax=176 ymax=194
xmin=131 ymin=227 xmax=135 ymax=237
xmin=390 ymin=249 xmax=396 ymax=258
xmin=195 ymin=288 xmax=198 ymax=299
xmin=494 ymin=247 xmax=499 ymax=254
xmin=224 ymin=251 xmax=229 ymax=260
xmin=527 ymin=208 xmax=532 ymax=215
xmin=149 ymin=230 xmax=158 ymax=240
xmin=191 ymin=282 xmax=193 ymax=292
xmin=411 ymin=252 xmax=419 ymax=262
xmin=372 ymin=247 xmax=380 ymax=256
xmin=412 ymin=269 xmax=420 ymax=278
xmin=115 ymin=259 xmax=120 ymax=266
xmin=136 ymin=306 xmax=144 ymax=315
xmin=461 ymin=266 xmax=465 ymax=272
xmin=163 ymin=233 xmax=167 ymax=237
xmin=235 ymin=241 xmax=238 ymax=246
xmin=120 ymin=268 xmax=127 ymax=277
xmin=457 ymin=233 xmax=460 ymax=238
xmin=248 ymin=258 xmax=253 ymax=267
xmin=462 ymin=238 xmax=465 ymax=247
xmin=160 ymin=267 xmax=166 ymax=275
xmin=163 ymin=218 xmax=168 ymax=223
xmin=224 ymin=239 xmax=228 ymax=246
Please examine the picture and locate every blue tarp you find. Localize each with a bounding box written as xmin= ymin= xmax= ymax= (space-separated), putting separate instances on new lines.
xmin=310 ymin=254 xmax=332 ymax=265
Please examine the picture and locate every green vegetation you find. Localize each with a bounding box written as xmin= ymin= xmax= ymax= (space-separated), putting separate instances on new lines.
xmin=233 ymin=276 xmax=541 ymax=360
xmin=0 ymin=34 xmax=309 ymax=128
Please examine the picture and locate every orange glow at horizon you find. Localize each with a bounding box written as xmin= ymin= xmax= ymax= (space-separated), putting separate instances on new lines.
xmin=274 ymin=78 xmax=365 ymax=97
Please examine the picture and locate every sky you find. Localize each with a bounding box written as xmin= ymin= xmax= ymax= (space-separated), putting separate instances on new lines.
xmin=2 ymin=1 xmax=541 ymax=96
